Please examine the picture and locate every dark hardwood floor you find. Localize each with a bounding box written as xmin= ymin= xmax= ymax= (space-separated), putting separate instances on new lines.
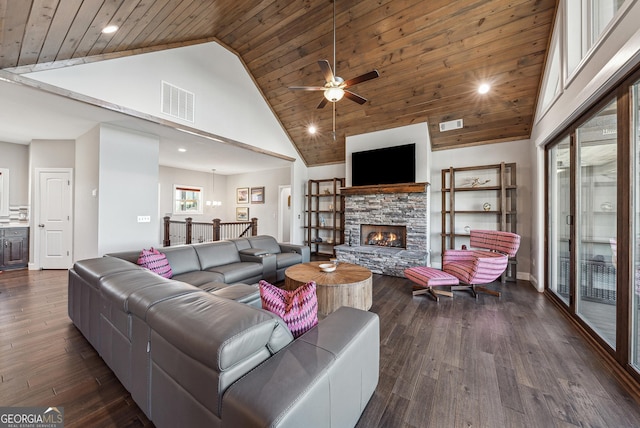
xmin=2 ymin=268 xmax=640 ymax=427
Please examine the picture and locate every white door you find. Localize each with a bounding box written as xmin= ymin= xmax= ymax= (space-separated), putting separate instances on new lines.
xmin=37 ymin=170 xmax=73 ymax=269
xmin=278 ymin=186 xmax=291 ymax=242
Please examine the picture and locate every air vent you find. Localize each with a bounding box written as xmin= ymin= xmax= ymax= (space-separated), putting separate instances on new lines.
xmin=161 ymin=81 xmax=195 ymax=122
xmin=439 ymin=118 xmax=463 ymax=132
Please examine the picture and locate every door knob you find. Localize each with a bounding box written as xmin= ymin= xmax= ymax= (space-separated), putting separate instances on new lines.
xmin=38 ymin=224 xmax=45 ymax=228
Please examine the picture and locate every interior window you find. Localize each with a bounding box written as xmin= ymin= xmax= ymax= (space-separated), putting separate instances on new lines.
xmin=566 ymin=0 xmax=627 ymax=78
xmin=174 ymin=185 xmax=203 ymax=215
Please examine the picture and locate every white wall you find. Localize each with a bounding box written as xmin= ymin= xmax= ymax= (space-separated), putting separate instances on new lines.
xmin=291 ymin=160 xmax=308 ymax=245
xmin=0 ymin=142 xmax=29 ymax=206
xmin=225 ymin=166 xmax=292 ymax=239
xmin=97 ymin=125 xmax=160 ymax=254
xmin=74 ymin=127 xmax=100 ymax=261
xmin=26 ymin=42 xmax=300 ymax=162
xmin=308 ymin=164 xmax=346 ymax=181
xmin=345 ymin=122 xmax=431 ymax=186
xmin=158 ymin=165 xmax=229 ymax=243
xmin=159 ymin=166 xmax=228 ymax=220
xmin=29 ymin=140 xmax=75 ymax=170
xmin=25 ymin=41 xmax=310 ymax=247
xmin=430 ymin=139 xmax=532 ymax=281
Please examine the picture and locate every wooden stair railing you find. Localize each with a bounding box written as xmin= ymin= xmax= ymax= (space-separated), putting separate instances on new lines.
xmin=163 ymin=217 xmax=258 ymax=246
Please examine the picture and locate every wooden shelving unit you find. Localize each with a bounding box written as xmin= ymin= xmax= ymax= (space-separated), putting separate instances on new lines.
xmin=305 ymin=178 xmax=345 ymax=255
xmin=441 ymin=162 xmax=517 ymax=281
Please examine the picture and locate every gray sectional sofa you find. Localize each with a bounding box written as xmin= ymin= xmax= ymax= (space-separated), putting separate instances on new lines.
xmin=68 ymin=237 xmax=379 ymax=428
xmin=108 ymin=235 xmax=311 ymax=290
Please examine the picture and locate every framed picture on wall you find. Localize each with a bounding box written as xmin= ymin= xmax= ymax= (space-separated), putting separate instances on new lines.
xmin=250 ymin=187 xmax=265 ymax=204
xmin=236 ymin=207 xmax=249 ymax=221
xmin=237 ymin=187 xmax=249 ymax=204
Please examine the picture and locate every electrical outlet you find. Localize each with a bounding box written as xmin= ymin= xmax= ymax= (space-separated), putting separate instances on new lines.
xmin=137 ymin=216 xmax=151 ymax=223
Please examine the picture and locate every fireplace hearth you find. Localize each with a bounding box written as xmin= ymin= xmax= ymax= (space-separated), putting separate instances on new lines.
xmin=361 ymin=224 xmax=406 ymax=248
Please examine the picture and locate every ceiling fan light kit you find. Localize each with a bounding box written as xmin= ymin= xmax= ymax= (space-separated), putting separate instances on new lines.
xmin=324 ymin=86 xmax=345 ymax=102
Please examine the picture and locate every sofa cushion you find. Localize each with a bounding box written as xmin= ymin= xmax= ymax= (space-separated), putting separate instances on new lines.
xmin=106 ymin=250 xmax=143 ymax=264
xmin=73 ymin=257 xmax=140 ymax=286
xmin=247 ymin=235 xmax=282 ymax=254
xmin=211 ymin=283 xmax=260 ymax=305
xmin=198 ymin=281 xmax=230 ymax=292
xmin=259 ymin=280 xmax=318 ymax=338
xmin=229 ymin=237 xmax=251 ymax=252
xmin=172 ymin=270 xmax=225 ymax=287
xmin=193 ymin=241 xmax=241 ymax=270
xmin=275 ymin=252 xmax=303 ymax=269
xmin=147 ymin=293 xmax=293 ymax=371
xmin=137 ymin=248 xmax=173 ymax=278
xmin=207 ymin=262 xmax=263 ymax=284
xmin=158 ymin=245 xmax=201 ymax=275
xmin=127 ymin=281 xmax=201 ymax=320
xmin=100 ymin=269 xmax=176 ymax=313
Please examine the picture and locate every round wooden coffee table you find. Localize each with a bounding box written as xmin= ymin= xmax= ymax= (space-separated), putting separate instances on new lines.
xmin=284 ymin=261 xmax=372 ymax=316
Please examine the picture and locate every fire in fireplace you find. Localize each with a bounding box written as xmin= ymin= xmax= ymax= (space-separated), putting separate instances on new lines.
xmin=360 ymin=224 xmax=407 ymax=248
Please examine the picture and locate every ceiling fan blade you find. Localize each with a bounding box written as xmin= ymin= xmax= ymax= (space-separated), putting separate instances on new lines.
xmin=288 ymin=86 xmax=326 ymax=91
xmin=317 ymin=97 xmax=329 ymax=109
xmin=344 ymin=90 xmax=367 ymax=105
xmin=318 ymin=60 xmax=335 ymax=83
xmin=343 ymin=70 xmax=379 ymax=87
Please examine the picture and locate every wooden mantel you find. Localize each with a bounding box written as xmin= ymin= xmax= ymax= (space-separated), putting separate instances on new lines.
xmin=340 ymin=182 xmax=429 ymax=196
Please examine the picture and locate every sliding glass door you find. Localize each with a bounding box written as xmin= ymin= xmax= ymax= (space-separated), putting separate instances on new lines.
xmin=575 ymin=99 xmax=618 ymax=349
xmin=545 ymin=59 xmax=640 ymax=382
xmin=632 ymin=80 xmax=640 ymax=369
xmin=548 ymin=137 xmax=571 ymax=305
xmin=546 ymin=99 xmax=618 ymax=349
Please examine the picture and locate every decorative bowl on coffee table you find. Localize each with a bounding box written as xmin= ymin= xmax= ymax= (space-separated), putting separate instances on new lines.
xmin=319 ymin=263 xmax=336 ymax=273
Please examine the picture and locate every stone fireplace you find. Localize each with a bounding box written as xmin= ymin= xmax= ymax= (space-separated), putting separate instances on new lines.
xmin=335 ymin=183 xmax=429 ymax=277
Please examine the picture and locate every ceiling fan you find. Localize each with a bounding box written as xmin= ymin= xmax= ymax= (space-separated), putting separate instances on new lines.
xmin=289 ymin=60 xmax=379 ymax=109
xmin=288 ymin=1 xmax=379 ymax=110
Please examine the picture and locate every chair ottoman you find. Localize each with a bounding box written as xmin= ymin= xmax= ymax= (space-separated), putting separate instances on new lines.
xmin=404 ymin=266 xmax=459 ymax=302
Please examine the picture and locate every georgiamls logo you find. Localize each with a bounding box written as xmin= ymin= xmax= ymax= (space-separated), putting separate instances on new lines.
xmin=0 ymin=406 xmax=64 ymax=427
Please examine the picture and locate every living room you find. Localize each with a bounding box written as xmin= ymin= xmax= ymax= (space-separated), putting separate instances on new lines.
xmin=2 ymin=0 xmax=640 ymax=426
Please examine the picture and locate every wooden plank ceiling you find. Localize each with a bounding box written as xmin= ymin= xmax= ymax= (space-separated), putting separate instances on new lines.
xmin=0 ymin=0 xmax=557 ymax=166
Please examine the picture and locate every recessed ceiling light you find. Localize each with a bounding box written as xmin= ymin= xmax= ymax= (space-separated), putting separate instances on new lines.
xmin=308 ymin=125 xmax=317 ymax=134
xmin=178 ymin=148 xmax=187 ymax=152
xmin=478 ymin=83 xmax=490 ymax=94
xmin=102 ymin=25 xmax=119 ymax=34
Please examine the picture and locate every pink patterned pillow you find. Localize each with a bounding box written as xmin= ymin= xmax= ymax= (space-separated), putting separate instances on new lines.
xmin=259 ymin=280 xmax=318 ymax=338
xmin=137 ymin=248 xmax=173 ymax=278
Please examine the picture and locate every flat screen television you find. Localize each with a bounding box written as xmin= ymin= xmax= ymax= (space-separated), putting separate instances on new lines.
xmin=351 ymin=143 xmax=416 ymax=186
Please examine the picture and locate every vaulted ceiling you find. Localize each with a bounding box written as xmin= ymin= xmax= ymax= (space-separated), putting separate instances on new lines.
xmin=0 ymin=0 xmax=557 ymax=166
